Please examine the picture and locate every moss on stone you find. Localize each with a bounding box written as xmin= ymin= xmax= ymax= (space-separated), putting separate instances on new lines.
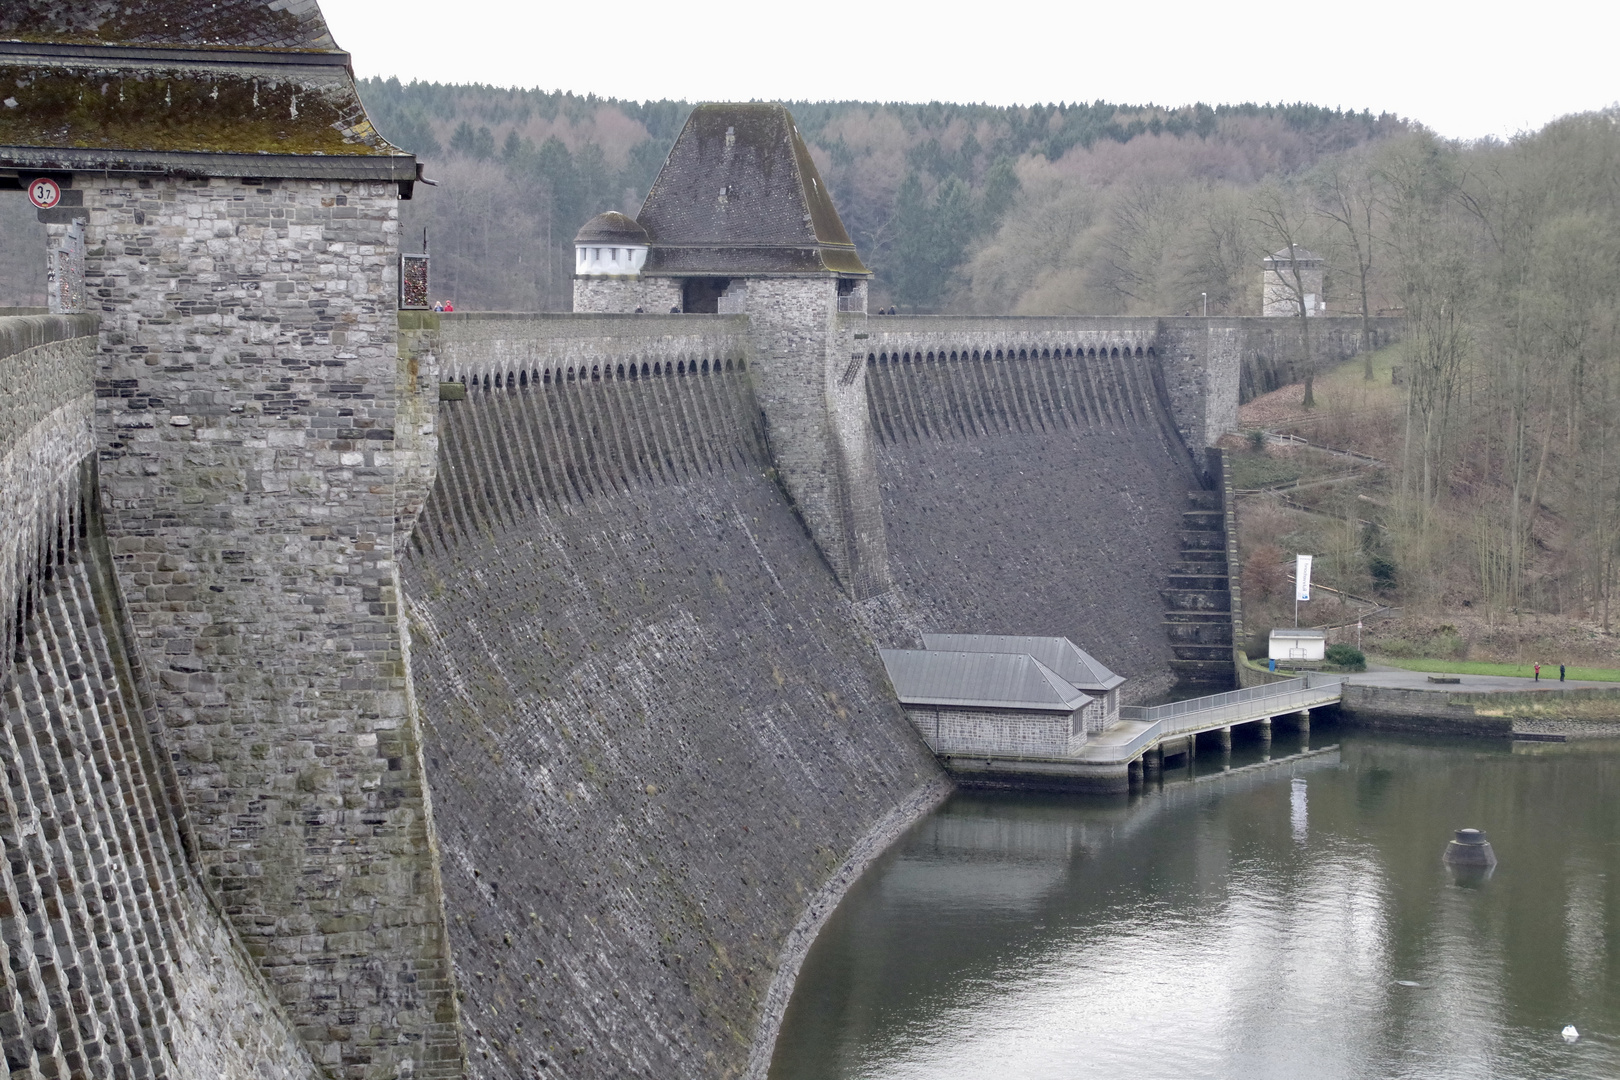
xmin=0 ymin=64 xmax=396 ymax=155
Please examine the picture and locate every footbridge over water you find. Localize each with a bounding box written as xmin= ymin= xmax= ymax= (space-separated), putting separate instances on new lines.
xmin=938 ymin=674 xmax=1346 ymax=791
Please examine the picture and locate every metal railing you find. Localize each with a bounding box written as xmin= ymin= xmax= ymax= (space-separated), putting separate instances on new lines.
xmin=1098 ymin=720 xmax=1166 ymax=762
xmin=1118 ymin=674 xmax=1343 ymax=738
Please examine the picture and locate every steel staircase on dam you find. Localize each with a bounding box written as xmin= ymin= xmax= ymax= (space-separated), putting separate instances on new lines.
xmin=1162 ymin=489 xmax=1234 ymax=685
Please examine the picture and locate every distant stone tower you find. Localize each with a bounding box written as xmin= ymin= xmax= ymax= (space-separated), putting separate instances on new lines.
xmin=575 ymin=103 xmax=886 ymax=597
xmin=1262 ymin=245 xmax=1326 ymax=316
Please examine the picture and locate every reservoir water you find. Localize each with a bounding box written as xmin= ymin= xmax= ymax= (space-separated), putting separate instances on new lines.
xmin=770 ymin=726 xmax=1620 ymax=1079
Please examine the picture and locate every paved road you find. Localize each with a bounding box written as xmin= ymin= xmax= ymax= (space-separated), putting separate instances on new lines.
xmin=1346 ymin=665 xmax=1618 ymax=693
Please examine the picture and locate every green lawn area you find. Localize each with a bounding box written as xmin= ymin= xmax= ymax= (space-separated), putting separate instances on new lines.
xmin=1368 ymin=656 xmax=1620 ymax=683
xmin=1227 ymin=453 xmax=1301 ymax=490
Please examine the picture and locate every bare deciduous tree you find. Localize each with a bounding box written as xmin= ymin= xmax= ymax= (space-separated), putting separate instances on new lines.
xmin=1313 ymin=150 xmax=1381 ymax=376
xmin=1252 ymin=186 xmax=1320 ymax=407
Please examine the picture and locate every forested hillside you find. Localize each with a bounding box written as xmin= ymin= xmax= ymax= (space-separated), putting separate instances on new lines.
xmin=1218 ymin=111 xmax=1620 ymax=656
xmin=4 ymin=74 xmax=1614 ymax=640
xmin=356 ymin=78 xmax=1400 ymax=313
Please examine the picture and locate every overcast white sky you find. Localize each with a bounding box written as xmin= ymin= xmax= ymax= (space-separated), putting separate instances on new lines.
xmin=322 ymin=0 xmax=1616 ymax=142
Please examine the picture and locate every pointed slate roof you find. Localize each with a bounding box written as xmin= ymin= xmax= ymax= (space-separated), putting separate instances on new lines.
xmin=0 ymin=0 xmax=339 ymax=50
xmin=636 ymin=103 xmax=868 ymax=277
xmin=922 ymin=634 xmax=1126 ymax=694
xmin=880 ymin=649 xmax=1094 ymax=713
xmin=0 ymin=0 xmax=416 ymax=185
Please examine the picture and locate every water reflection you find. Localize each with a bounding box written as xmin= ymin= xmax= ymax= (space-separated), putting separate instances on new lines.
xmin=771 ymin=729 xmax=1620 ymax=1080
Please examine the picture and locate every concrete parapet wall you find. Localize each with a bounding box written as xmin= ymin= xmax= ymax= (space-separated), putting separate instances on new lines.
xmin=1232 ymin=317 xmax=1402 ymax=402
xmin=432 ymin=311 xmax=751 ymax=385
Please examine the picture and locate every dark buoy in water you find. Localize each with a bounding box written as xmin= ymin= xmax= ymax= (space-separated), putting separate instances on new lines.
xmin=1444 ymin=828 xmax=1497 ymax=868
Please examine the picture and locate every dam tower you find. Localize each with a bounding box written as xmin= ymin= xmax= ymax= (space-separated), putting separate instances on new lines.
xmin=0 ymin=3 xmax=459 ymax=1075
xmin=574 ymin=103 xmax=888 ymax=597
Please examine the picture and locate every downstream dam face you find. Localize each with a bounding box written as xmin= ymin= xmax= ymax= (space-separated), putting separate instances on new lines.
xmin=401 ymin=314 xmax=946 ymax=1079
xmin=864 ymin=319 xmax=1201 ymax=701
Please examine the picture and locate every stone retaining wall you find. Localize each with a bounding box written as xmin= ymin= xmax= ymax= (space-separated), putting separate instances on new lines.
xmin=1339 ymin=683 xmax=1620 ymax=737
xmin=0 ymin=453 xmax=317 ymax=1078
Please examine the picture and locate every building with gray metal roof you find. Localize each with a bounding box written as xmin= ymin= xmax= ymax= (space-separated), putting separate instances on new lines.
xmin=879 ymin=646 xmax=1107 ymax=763
xmin=922 ymin=634 xmax=1125 ymax=694
xmin=881 ymin=649 xmax=1094 ymax=712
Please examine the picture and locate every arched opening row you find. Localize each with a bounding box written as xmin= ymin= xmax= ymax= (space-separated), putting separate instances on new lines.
xmin=865 ymin=344 xmax=1155 ymax=366
xmin=455 ymin=356 xmax=747 ymax=391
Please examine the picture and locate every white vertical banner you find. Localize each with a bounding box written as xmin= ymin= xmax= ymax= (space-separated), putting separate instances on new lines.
xmin=1296 ymin=554 xmax=1313 ymax=601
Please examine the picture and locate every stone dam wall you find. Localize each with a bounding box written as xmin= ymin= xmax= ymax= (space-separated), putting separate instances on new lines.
xmin=399 ymin=347 xmax=946 ymax=1080
xmin=865 ymin=314 xmax=1400 ymax=448
xmin=860 ymin=332 xmax=1203 ymax=702
xmin=0 ymin=290 xmax=1405 ymax=1077
xmin=0 ymin=315 xmax=315 ymax=1079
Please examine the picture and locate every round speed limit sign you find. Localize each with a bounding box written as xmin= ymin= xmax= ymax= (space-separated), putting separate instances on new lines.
xmin=27 ymin=177 xmax=62 ymax=210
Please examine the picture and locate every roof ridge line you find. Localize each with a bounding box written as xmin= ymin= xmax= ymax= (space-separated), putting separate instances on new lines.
xmin=0 ymin=40 xmax=352 ymax=65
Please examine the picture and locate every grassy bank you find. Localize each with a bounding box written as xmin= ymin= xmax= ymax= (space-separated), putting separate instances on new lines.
xmin=1368 ymin=656 xmax=1620 ymax=683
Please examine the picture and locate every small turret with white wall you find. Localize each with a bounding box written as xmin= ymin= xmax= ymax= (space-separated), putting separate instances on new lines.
xmin=1262 ymin=245 xmax=1325 ymax=316
xmin=573 ymin=211 xmax=682 ymax=312
xmin=575 ymin=211 xmax=649 ymax=276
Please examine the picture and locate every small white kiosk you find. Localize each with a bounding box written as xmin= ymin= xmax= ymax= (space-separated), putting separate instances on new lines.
xmin=1269 ymin=628 xmax=1326 ymax=664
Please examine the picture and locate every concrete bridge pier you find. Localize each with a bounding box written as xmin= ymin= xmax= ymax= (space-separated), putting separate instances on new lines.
xmin=1128 ymin=757 xmax=1144 ymax=788
xmin=1294 ymin=709 xmax=1312 ymax=734
xmin=1144 ymin=746 xmax=1163 ymax=781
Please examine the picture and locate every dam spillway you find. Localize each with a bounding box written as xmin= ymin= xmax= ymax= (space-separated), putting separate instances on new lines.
xmin=863 ymin=335 xmax=1199 ymax=700
xmin=401 ymin=351 xmax=946 ymax=1079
